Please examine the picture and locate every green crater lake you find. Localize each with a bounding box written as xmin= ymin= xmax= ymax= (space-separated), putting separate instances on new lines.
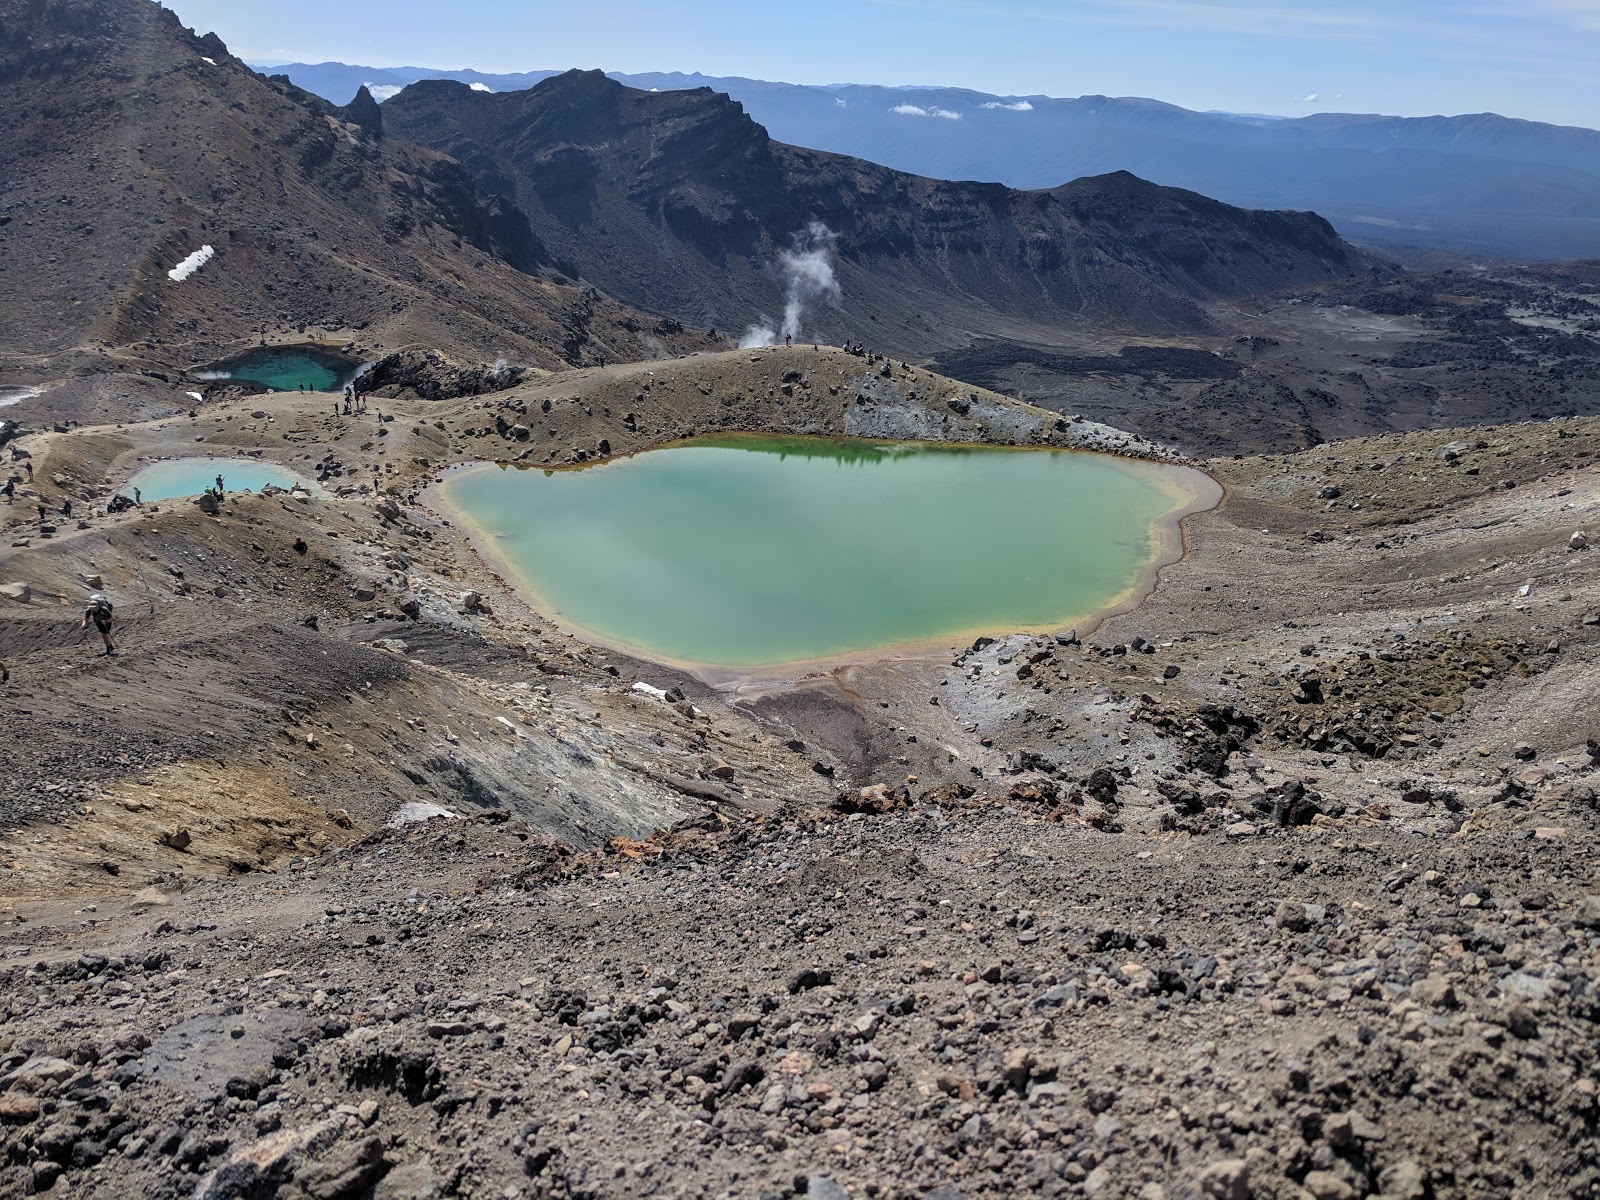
xmin=441 ymin=435 xmax=1218 ymax=670
xmin=196 ymin=346 xmax=363 ymax=393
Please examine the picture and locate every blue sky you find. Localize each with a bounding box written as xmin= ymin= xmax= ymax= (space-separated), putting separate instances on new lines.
xmin=173 ymin=0 xmax=1600 ymax=128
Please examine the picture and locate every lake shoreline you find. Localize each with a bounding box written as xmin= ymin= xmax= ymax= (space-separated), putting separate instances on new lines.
xmin=428 ymin=438 xmax=1222 ymax=685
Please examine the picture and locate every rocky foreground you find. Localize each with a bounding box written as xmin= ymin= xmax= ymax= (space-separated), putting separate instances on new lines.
xmin=1 ymin=776 xmax=1598 ymax=1200
xmin=2 ymin=351 xmax=1600 ymax=1198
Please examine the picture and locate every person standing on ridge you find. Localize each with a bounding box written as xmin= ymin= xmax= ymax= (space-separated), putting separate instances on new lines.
xmin=80 ymin=592 xmax=116 ymax=655
xmin=215 ymin=473 xmax=225 ymax=494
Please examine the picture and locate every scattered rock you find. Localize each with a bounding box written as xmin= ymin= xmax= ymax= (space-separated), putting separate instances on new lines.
xmin=1323 ymin=1110 xmax=1384 ymax=1147
xmin=1197 ymin=1157 xmax=1250 ymax=1200
xmin=161 ymin=826 xmax=192 ymax=852
xmin=1300 ymin=1170 xmax=1354 ymax=1200
xmin=1572 ymin=896 xmax=1600 ymax=930
xmin=0 ymin=1096 xmax=41 ymax=1123
xmin=1377 ymin=1160 xmax=1427 ymax=1199
xmin=1410 ymin=975 xmax=1458 ymax=1009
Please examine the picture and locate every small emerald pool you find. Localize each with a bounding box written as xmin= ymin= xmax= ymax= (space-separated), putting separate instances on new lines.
xmin=195 ymin=345 xmax=363 ymax=393
xmin=126 ymin=457 xmax=308 ymax=502
xmin=440 ymin=435 xmax=1219 ymax=670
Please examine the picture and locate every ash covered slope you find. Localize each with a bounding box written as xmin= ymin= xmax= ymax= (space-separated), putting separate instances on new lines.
xmin=0 ymin=1 xmax=713 ymax=377
xmin=382 ymin=71 xmax=1375 ymax=352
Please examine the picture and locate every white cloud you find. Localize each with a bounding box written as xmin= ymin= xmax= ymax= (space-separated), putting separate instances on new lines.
xmin=1302 ymin=91 xmax=1320 ymax=102
xmin=365 ymin=83 xmax=402 ymax=101
xmin=981 ymin=99 xmax=1034 ymax=111
xmin=891 ymin=103 xmax=961 ymax=119
xmin=835 ymin=97 xmax=848 ymax=108
xmin=469 ymin=81 xmax=494 ymax=93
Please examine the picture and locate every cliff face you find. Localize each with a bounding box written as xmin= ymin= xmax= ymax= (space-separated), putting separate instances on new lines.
xmin=0 ymin=1 xmax=713 ymax=373
xmin=384 ymin=71 xmax=1375 ymax=349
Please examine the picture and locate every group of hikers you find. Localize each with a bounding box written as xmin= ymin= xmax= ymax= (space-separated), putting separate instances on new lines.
xmin=338 ymin=381 xmax=370 ymax=416
xmin=1 ymin=457 xmax=34 ymax=504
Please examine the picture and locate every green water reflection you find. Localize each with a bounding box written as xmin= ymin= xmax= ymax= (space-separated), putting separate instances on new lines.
xmin=443 ymin=435 xmax=1209 ymax=668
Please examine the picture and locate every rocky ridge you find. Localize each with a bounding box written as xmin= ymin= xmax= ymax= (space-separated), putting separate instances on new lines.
xmin=381 ymin=71 xmax=1376 ymax=352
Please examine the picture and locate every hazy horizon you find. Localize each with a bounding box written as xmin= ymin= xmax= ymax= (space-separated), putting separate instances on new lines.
xmin=246 ymin=60 xmax=1600 ymax=131
xmin=172 ymin=0 xmax=1600 ymax=130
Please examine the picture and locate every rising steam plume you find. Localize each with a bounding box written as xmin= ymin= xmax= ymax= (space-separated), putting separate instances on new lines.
xmin=740 ymin=222 xmax=840 ymax=348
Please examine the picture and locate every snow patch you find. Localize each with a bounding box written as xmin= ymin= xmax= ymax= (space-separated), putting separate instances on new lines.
xmin=388 ymin=801 xmax=459 ymax=827
xmin=185 ymin=391 xmax=203 ymax=402
xmin=200 ymin=56 xmax=216 ymax=65
xmin=631 ymin=682 xmax=670 ymax=700
xmin=167 ymin=244 xmax=215 ymax=282
xmin=0 ymin=385 xmax=45 ymax=408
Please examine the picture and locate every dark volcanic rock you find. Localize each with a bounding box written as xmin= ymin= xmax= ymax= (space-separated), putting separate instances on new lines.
xmin=383 ymin=71 xmax=1372 ymax=351
xmin=0 ymin=0 xmax=718 ymax=375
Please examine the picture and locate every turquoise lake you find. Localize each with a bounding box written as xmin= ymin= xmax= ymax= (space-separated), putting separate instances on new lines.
xmin=197 ymin=346 xmax=363 ymax=393
xmin=126 ymin=457 xmax=307 ymax=501
xmin=441 ymin=435 xmax=1216 ymax=670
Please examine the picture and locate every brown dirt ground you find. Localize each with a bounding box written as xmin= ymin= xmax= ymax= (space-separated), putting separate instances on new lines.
xmin=0 ymin=350 xmax=1597 ymax=1199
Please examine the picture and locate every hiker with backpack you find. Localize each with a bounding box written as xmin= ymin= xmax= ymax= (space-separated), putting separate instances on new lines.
xmin=80 ymin=593 xmax=116 ymax=655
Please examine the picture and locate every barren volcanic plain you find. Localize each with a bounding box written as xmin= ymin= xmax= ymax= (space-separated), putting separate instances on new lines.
xmin=2 ymin=3 xmax=1600 ymax=1200
xmin=3 ymin=341 xmax=1599 ymax=1200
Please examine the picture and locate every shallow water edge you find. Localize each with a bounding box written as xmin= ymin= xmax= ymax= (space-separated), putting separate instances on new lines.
xmin=429 ymin=436 xmax=1222 ymax=683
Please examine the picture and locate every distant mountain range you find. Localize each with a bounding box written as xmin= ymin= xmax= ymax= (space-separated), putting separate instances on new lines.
xmin=265 ymin=62 xmax=1600 ymax=262
xmin=379 ymin=71 xmax=1372 ymax=349
xmin=1 ymin=0 xmax=1370 ymax=378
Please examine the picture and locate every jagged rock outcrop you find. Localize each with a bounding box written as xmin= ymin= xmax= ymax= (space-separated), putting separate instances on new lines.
xmin=385 ymin=71 xmax=1376 ymax=350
